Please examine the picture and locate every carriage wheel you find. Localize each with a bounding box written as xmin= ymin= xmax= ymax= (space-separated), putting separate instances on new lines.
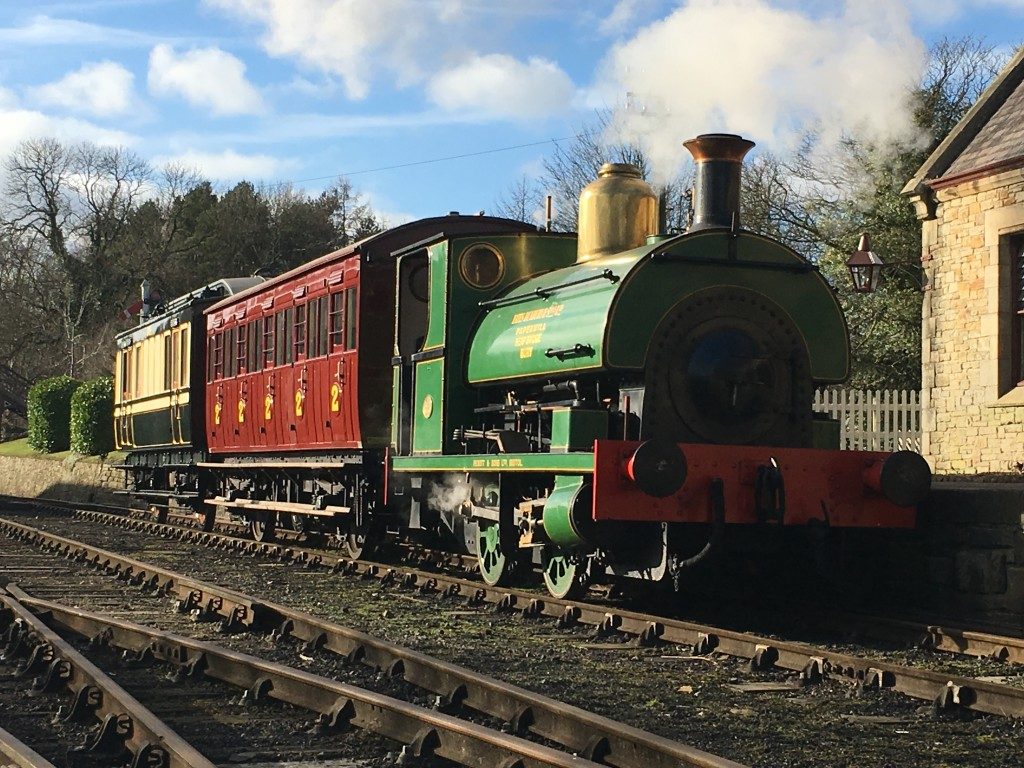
xmin=541 ymin=546 xmax=588 ymax=600
xmin=249 ymin=511 xmax=276 ymax=542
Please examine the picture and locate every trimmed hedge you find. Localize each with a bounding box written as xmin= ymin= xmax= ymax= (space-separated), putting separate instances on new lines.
xmin=70 ymin=377 xmax=114 ymax=455
xmin=27 ymin=375 xmax=82 ymax=452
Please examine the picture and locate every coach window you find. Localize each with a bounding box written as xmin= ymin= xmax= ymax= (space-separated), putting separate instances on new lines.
xmin=163 ymin=334 xmax=172 ymax=391
xmin=180 ymin=328 xmax=189 ymax=387
xmin=284 ymin=308 xmax=295 ymax=364
xmin=214 ymin=332 xmax=225 ymax=380
xmin=274 ymin=312 xmax=286 ymax=366
xmin=294 ymin=303 xmax=307 ymax=359
xmin=262 ymin=317 xmax=275 ymax=367
xmin=328 ymin=291 xmax=344 ymax=351
xmin=317 ymin=296 xmax=329 ymax=356
xmin=345 ymin=287 xmax=357 ymax=349
xmin=236 ymin=323 xmax=248 ymax=375
xmin=308 ymin=299 xmax=320 ymax=358
xmin=134 ymin=343 xmax=143 ymax=394
xmin=121 ymin=349 xmax=131 ymax=397
xmin=247 ymin=320 xmax=259 ymax=372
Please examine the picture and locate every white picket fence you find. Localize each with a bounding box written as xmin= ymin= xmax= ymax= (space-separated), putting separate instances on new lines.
xmin=813 ymin=388 xmax=921 ymax=452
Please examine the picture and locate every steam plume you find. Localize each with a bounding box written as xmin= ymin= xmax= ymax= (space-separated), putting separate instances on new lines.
xmin=595 ymin=0 xmax=927 ymax=183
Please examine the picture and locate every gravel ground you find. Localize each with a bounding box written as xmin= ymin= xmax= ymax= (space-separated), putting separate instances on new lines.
xmin=4 ymin=506 xmax=1024 ymax=767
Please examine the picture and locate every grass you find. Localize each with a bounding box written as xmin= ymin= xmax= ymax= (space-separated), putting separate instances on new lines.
xmin=0 ymin=436 xmax=125 ymax=464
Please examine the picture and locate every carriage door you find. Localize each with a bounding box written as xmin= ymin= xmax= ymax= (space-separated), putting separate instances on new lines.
xmin=395 ymin=251 xmax=430 ymax=455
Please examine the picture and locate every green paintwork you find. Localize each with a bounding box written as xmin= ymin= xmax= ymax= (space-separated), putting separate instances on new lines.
xmin=477 ymin=522 xmax=515 ymax=586
xmin=550 ymin=408 xmax=608 ymax=453
xmin=541 ymin=474 xmax=586 ymax=547
xmin=412 ymin=358 xmax=444 ymax=454
xmin=390 ymin=366 xmax=400 ymax=448
xmin=541 ymin=546 xmax=587 ymax=599
xmin=391 ymin=451 xmax=593 ymax=473
xmin=395 ymin=232 xmax=577 ymax=456
xmin=422 ymin=242 xmax=449 ymax=352
xmin=466 ymin=229 xmax=849 ymax=384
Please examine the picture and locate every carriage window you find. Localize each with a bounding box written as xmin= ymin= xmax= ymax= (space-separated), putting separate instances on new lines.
xmin=121 ymin=350 xmax=131 ymax=396
xmin=275 ymin=312 xmax=286 ymax=366
xmin=134 ymin=343 xmax=143 ymax=393
xmin=317 ymin=296 xmax=329 ymax=356
xmin=263 ymin=317 xmax=275 ymax=367
xmin=247 ymin=320 xmax=259 ymax=372
xmin=329 ymin=292 xmax=344 ymax=351
xmin=179 ymin=327 xmax=189 ymax=386
xmin=294 ymin=303 xmax=307 ymax=359
xmin=227 ymin=328 xmax=238 ymax=378
xmin=236 ymin=323 xmax=248 ymax=374
xmin=345 ymin=287 xmax=357 ymax=349
xmin=216 ymin=332 xmax=225 ymax=379
xmin=308 ymin=299 xmax=320 ymax=358
xmin=171 ymin=331 xmax=180 ymax=389
xmin=284 ymin=308 xmax=294 ymax=364
xmin=163 ymin=334 xmax=172 ymax=391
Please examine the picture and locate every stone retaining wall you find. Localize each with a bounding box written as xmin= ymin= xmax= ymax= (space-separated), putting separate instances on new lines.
xmin=0 ymin=454 xmax=122 ymax=505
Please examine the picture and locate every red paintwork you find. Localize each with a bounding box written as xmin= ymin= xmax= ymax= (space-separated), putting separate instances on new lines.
xmin=592 ymin=440 xmax=917 ymax=529
xmin=202 ymin=216 xmax=535 ymax=457
xmin=206 ymin=258 xmax=364 ymax=454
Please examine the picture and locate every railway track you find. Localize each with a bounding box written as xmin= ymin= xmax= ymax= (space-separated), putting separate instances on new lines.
xmin=23 ymin=502 xmax=1024 ymax=717
xmin=16 ymin=494 xmax=1024 ymax=668
xmin=0 ymin=509 xmax=743 ymax=768
xmin=8 ymin=496 xmax=1024 ymax=765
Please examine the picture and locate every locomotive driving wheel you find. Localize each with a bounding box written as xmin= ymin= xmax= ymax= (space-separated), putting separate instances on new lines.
xmin=340 ymin=517 xmax=377 ymax=560
xmin=541 ymin=546 xmax=588 ymax=599
xmin=476 ymin=522 xmax=521 ymax=586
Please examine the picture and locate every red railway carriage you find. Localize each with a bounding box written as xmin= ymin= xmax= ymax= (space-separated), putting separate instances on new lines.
xmin=200 ymin=215 xmax=533 ymax=540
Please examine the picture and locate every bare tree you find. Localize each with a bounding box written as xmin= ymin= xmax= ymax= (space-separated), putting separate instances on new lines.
xmin=493 ymin=175 xmax=544 ymax=225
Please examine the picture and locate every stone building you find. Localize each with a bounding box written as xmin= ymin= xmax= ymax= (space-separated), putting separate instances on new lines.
xmin=903 ymin=46 xmax=1024 ymax=474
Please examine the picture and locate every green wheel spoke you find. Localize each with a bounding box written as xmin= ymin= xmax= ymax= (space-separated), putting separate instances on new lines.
xmin=477 ymin=522 xmax=517 ymax=586
xmin=541 ymin=546 xmax=588 ymax=600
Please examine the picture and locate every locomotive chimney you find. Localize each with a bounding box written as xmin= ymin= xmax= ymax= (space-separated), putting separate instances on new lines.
xmin=683 ymin=133 xmax=755 ymax=231
xmin=577 ymin=163 xmax=658 ymax=263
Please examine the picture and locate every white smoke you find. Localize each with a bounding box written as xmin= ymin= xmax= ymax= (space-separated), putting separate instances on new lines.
xmin=427 ymin=474 xmax=473 ymax=514
xmin=593 ymin=0 xmax=928 ymax=184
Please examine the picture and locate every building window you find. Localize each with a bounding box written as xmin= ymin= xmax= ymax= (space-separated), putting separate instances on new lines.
xmin=1012 ymin=235 xmax=1024 ymax=387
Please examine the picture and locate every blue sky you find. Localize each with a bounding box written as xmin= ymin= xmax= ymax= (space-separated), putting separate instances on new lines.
xmin=0 ymin=0 xmax=1021 ymax=223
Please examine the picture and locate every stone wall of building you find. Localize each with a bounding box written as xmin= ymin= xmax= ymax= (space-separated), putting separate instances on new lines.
xmin=919 ymin=166 xmax=1024 ymax=474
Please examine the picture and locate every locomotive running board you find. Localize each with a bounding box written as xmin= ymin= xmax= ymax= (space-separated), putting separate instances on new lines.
xmin=206 ymin=497 xmax=350 ymax=517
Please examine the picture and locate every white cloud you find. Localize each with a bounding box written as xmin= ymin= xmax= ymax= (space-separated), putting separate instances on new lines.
xmin=208 ymin=0 xmax=427 ymax=99
xmin=148 ymin=44 xmax=264 ymax=115
xmin=152 ymin=149 xmax=289 ymax=181
xmin=0 ymin=108 xmax=136 ymax=161
xmin=0 ymin=14 xmax=156 ymax=47
xmin=596 ymin=0 xmax=927 ymax=183
xmin=598 ymin=0 xmax=661 ymax=36
xmin=427 ymin=54 xmax=575 ymax=120
xmin=32 ymin=61 xmax=138 ymax=117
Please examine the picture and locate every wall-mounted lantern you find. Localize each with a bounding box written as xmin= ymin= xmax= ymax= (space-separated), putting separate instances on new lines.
xmin=846 ymin=233 xmax=884 ymax=294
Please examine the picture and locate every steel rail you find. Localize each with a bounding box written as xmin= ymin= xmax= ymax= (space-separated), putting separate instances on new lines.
xmin=17 ymin=513 xmax=1024 ymax=720
xmin=0 ymin=517 xmax=745 ymax=768
xmin=0 ymin=726 xmax=54 ymax=768
xmin=9 ymin=588 xmax=623 ymax=768
xmin=48 ymin=510 xmax=1024 ymax=718
xmin=0 ymin=587 xmax=215 ymax=768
